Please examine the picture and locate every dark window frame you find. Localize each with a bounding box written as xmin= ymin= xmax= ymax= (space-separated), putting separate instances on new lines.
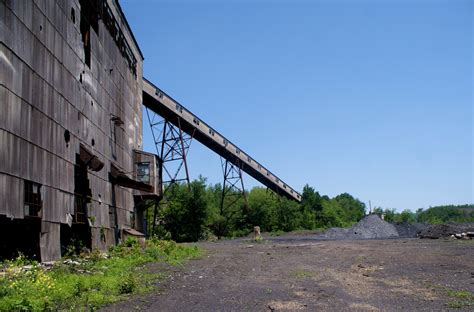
xmin=24 ymin=180 xmax=42 ymax=218
xmin=136 ymin=162 xmax=151 ymax=184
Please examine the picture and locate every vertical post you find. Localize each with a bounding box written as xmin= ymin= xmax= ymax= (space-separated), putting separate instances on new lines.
xmin=177 ymin=118 xmax=191 ymax=188
xmin=111 ymin=183 xmax=119 ymax=244
xmin=152 ymin=201 xmax=158 ymax=236
xmin=220 ymin=160 xmax=229 ymax=216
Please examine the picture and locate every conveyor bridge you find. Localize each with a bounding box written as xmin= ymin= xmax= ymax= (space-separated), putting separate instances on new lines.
xmin=142 ymin=78 xmax=301 ymax=202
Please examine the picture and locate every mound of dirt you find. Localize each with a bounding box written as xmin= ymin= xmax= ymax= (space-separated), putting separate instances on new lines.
xmin=418 ymin=222 xmax=474 ymax=239
xmin=319 ymin=214 xmax=399 ymax=240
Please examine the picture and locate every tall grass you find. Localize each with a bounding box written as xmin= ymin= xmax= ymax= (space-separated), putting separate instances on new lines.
xmin=0 ymin=238 xmax=201 ymax=311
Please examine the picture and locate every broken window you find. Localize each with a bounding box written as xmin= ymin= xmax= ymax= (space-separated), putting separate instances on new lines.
xmin=74 ymin=153 xmax=92 ymax=224
xmin=24 ymin=180 xmax=42 ymax=217
xmin=136 ymin=162 xmax=150 ymax=183
xmin=79 ymin=0 xmax=98 ymax=68
xmin=79 ymin=4 xmax=90 ymax=67
xmin=78 ymin=0 xmax=137 ymax=75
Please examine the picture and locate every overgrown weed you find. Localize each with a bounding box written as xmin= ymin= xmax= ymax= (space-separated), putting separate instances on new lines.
xmin=0 ymin=239 xmax=201 ymax=311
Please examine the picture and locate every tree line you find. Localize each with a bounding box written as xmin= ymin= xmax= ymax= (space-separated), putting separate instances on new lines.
xmin=373 ymin=204 xmax=474 ymax=224
xmin=143 ymin=178 xmax=473 ymax=242
xmin=144 ymin=178 xmax=366 ymax=242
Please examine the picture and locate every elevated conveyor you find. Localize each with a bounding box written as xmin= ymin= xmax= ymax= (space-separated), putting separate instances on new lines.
xmin=142 ymin=78 xmax=301 ymax=202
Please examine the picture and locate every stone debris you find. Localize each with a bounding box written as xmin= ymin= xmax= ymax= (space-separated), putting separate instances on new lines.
xmin=450 ymin=232 xmax=474 ymax=240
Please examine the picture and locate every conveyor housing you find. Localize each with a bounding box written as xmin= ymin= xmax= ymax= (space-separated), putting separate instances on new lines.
xmin=142 ymin=78 xmax=301 ymax=202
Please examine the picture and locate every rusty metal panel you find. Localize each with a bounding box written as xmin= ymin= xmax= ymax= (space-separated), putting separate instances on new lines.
xmin=0 ymin=173 xmax=7 ymax=216
xmin=40 ymin=221 xmax=61 ymax=262
xmin=42 ymin=186 xmax=73 ymax=224
xmin=0 ymin=174 xmax=23 ymax=219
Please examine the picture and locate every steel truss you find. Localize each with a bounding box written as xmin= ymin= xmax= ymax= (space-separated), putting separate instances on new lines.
xmin=145 ymin=108 xmax=195 ymax=235
xmin=220 ymin=158 xmax=248 ymax=218
xmin=146 ymin=107 xmax=194 ymax=192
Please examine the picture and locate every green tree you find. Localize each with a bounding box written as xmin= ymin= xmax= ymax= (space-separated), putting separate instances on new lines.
xmin=333 ymin=193 xmax=366 ymax=224
xmin=394 ymin=209 xmax=416 ymax=223
xmin=318 ymin=200 xmax=344 ymax=228
xmin=246 ymin=187 xmax=279 ymax=232
xmin=301 ymin=184 xmax=323 ymax=213
xmin=161 ymin=177 xmax=209 ymax=242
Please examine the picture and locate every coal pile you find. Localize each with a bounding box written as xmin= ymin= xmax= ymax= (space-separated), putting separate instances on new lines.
xmin=319 ymin=214 xmax=399 ymax=240
xmin=393 ymin=222 xmax=429 ymax=238
xmin=418 ymin=222 xmax=474 ymax=239
xmin=315 ymin=215 xmax=473 ymax=241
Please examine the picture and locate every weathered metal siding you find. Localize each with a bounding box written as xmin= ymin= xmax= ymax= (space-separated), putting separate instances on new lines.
xmin=0 ymin=0 xmax=143 ymax=258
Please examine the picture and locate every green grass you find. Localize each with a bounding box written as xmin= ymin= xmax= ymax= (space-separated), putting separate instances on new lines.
xmin=253 ymin=235 xmax=264 ymax=243
xmin=292 ymin=269 xmax=314 ymax=279
xmin=0 ymin=239 xmax=201 ymax=311
xmin=445 ymin=289 xmax=474 ymax=309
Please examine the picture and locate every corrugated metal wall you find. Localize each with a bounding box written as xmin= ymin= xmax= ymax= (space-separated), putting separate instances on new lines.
xmin=0 ymin=0 xmax=144 ymax=260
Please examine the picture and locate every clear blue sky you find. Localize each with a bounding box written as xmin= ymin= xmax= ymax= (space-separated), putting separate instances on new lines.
xmin=120 ymin=0 xmax=473 ymax=212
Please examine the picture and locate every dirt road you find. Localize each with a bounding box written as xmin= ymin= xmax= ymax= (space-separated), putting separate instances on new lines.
xmin=103 ymin=238 xmax=474 ymax=311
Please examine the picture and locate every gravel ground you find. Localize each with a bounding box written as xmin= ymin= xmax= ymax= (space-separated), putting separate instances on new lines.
xmin=102 ymin=238 xmax=474 ymax=311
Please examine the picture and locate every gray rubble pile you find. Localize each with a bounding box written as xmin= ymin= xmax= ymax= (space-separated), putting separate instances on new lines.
xmin=312 ymin=215 xmax=473 ymax=241
xmin=418 ymin=222 xmax=474 ymax=239
xmin=393 ymin=222 xmax=429 ymax=238
xmin=319 ymin=214 xmax=399 ymax=240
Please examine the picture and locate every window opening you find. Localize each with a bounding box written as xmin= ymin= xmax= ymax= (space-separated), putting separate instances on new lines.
xmin=64 ymin=130 xmax=71 ymax=144
xmin=136 ymin=162 xmax=150 ymax=183
xmin=24 ymin=180 xmax=42 ymax=218
xmin=74 ymin=154 xmax=92 ymax=224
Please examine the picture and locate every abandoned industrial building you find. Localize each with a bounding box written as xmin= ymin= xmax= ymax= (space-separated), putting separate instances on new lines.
xmin=0 ymin=0 xmax=155 ymax=261
xmin=0 ymin=0 xmax=300 ymax=262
